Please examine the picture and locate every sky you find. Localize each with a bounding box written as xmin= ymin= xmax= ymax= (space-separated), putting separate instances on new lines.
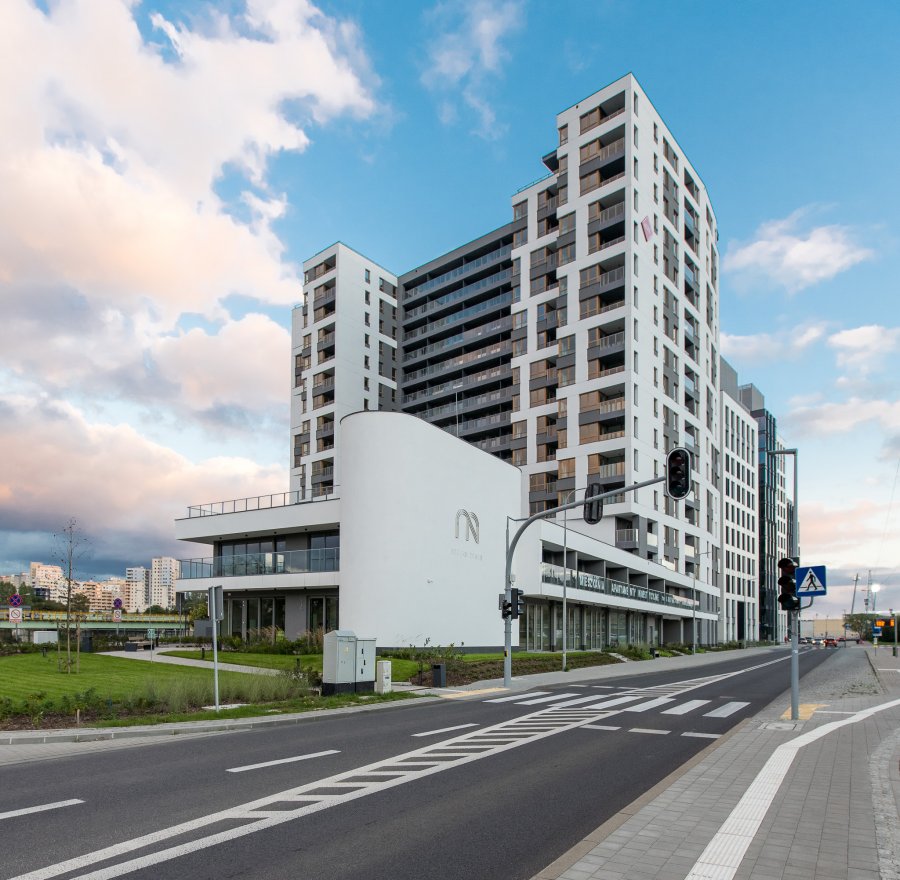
xmin=1 ymin=0 xmax=898 ymax=619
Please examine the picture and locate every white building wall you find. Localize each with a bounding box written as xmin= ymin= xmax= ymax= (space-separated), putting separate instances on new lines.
xmin=150 ymin=557 xmax=179 ymax=609
xmin=339 ymin=411 xmax=522 ymax=648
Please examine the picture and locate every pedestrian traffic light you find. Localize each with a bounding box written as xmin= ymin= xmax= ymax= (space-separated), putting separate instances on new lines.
xmin=501 ymin=600 xmax=512 ymax=619
xmin=583 ymin=482 xmax=604 ymax=524
xmin=777 ymin=557 xmax=800 ymax=611
xmin=511 ymin=588 xmax=525 ymax=619
xmin=665 ymin=447 xmax=692 ymax=500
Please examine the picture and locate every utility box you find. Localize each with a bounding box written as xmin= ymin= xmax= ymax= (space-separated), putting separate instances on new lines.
xmin=322 ymin=630 xmax=358 ymax=695
xmin=375 ymin=660 xmax=392 ymax=694
xmin=355 ymin=638 xmax=376 ymax=693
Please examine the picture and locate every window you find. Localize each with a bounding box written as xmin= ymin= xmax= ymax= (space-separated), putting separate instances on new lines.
xmin=513 ymin=228 xmax=528 ymax=248
xmin=364 ymin=290 xmax=370 ymax=305
xmin=558 ymin=366 xmax=575 ymax=387
xmin=559 ymin=124 xmax=568 ymax=145
xmin=364 ymin=269 xmax=370 ymax=283
xmin=364 ymin=312 xmax=370 ymax=326
xmin=558 ymin=213 xmax=575 ymax=235
xmin=365 ymin=333 xmax=371 ymax=348
xmin=513 ymin=201 xmax=527 ymax=220
xmin=580 ymin=106 xmax=601 ymax=134
xmin=558 ymin=243 xmax=575 ymax=265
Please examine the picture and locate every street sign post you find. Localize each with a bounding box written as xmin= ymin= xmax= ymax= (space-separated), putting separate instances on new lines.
xmin=796 ymin=565 xmax=827 ymax=597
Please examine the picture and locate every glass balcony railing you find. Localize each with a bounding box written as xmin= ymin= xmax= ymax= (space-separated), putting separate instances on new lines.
xmin=179 ymin=548 xmax=339 ymax=580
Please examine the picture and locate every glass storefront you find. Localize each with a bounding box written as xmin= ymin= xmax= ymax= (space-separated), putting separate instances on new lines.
xmin=225 ymin=596 xmax=286 ymax=641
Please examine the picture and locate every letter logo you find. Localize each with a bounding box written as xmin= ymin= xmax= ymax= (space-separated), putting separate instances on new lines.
xmin=455 ymin=509 xmax=480 ymax=544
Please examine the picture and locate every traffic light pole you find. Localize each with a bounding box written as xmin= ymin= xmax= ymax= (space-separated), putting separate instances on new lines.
xmin=503 ymin=475 xmax=665 ymax=688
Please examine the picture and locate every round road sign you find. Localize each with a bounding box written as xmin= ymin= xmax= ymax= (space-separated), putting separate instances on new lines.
xmin=9 ymin=608 xmax=23 ymax=623
xmin=113 ymin=597 xmax=123 ymax=610
xmin=9 ymin=593 xmax=22 ymax=607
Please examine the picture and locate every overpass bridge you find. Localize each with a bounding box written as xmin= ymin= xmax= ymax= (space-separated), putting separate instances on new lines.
xmin=0 ymin=609 xmax=185 ymax=636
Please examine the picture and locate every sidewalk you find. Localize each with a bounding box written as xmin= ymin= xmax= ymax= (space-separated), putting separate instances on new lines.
xmin=533 ymin=643 xmax=900 ymax=880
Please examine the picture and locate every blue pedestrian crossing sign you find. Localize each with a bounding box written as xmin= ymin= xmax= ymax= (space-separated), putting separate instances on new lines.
xmin=796 ymin=565 xmax=827 ymax=596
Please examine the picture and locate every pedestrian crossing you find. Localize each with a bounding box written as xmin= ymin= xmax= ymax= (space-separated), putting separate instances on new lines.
xmin=485 ymin=689 xmax=749 ymax=720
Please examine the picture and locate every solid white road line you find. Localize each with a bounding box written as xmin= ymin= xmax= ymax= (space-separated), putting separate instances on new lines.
xmin=682 ymin=732 xmax=720 ymax=739
xmin=411 ymin=723 xmax=479 ymax=738
xmin=484 ymin=691 xmax=550 ymax=703
xmin=517 ymin=692 xmax=581 ymax=705
xmin=624 ymin=697 xmax=675 ymax=713
xmin=0 ymin=800 xmax=84 ymax=821
xmin=583 ymin=724 xmax=621 ymax=731
xmin=685 ymin=696 xmax=900 ymax=880
xmin=661 ymin=699 xmax=710 ymax=715
xmin=226 ymin=750 xmax=340 ymax=773
xmin=703 ymin=701 xmax=750 ymax=718
xmin=629 ymin=728 xmax=670 ymax=735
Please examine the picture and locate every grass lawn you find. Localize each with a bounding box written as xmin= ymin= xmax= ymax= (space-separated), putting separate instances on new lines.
xmin=0 ymin=652 xmax=254 ymax=703
xmin=162 ymin=650 xmax=423 ymax=683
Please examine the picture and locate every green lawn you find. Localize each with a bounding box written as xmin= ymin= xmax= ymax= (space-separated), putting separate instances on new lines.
xmin=0 ymin=651 xmax=254 ymax=703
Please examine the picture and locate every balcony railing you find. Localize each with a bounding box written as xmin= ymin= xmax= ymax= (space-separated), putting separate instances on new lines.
xmin=404 ymin=269 xmax=513 ymax=320
xmin=179 ymin=548 xmax=339 ymax=580
xmin=616 ymin=528 xmax=638 ymax=543
xmin=182 ymin=490 xmax=345 ymax=518
xmin=404 ymin=246 xmax=511 ymax=299
xmin=541 ymin=563 xmax=694 ymax=610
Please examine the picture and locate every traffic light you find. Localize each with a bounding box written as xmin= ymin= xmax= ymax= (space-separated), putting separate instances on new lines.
xmin=666 ymin=447 xmax=692 ymax=500
xmin=501 ymin=600 xmax=513 ymax=619
xmin=583 ymin=482 xmax=604 ymax=524
xmin=777 ymin=557 xmax=800 ymax=611
xmin=511 ymin=588 xmax=525 ymax=619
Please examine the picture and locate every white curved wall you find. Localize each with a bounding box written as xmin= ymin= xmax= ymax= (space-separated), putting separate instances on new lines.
xmin=340 ymin=411 xmax=521 ymax=648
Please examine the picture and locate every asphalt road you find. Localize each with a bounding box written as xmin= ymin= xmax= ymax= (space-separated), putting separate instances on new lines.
xmin=0 ymin=647 xmax=834 ymax=880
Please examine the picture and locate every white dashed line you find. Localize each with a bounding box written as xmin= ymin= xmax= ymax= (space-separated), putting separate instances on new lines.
xmin=0 ymin=800 xmax=84 ymax=821
xmin=583 ymin=724 xmax=621 ymax=731
xmin=682 ymin=732 xmax=720 ymax=739
xmin=226 ymin=750 xmax=340 ymax=773
xmin=629 ymin=728 xmax=670 ymax=735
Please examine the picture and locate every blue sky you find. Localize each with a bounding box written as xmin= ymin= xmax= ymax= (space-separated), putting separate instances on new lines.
xmin=1 ymin=0 xmax=898 ymax=618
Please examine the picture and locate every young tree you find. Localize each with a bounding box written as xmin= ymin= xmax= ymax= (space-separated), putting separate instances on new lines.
xmin=53 ymin=518 xmax=90 ymax=673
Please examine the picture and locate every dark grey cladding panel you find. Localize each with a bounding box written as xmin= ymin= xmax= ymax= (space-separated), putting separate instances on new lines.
xmin=556 ymin=352 xmax=575 ymax=369
xmin=664 ymin=543 xmax=680 ymax=558
xmin=557 ymin=229 xmax=576 ymax=249
xmin=556 ymin=415 xmax=567 ymax=430
xmin=509 ymin=436 xmax=527 ymax=450
xmin=536 ymin=315 xmax=558 ymax=334
xmin=578 ymin=408 xmax=625 ymax=426
xmin=556 ymin=476 xmax=576 ymax=491
xmin=512 ymin=216 xmax=527 ymax=233
xmin=557 ymin=172 xmax=568 ymax=189
xmin=529 ymin=374 xmax=555 ymax=392
xmin=399 ymin=223 xmax=515 ymax=286
xmin=511 ymin=325 xmax=527 ymax=341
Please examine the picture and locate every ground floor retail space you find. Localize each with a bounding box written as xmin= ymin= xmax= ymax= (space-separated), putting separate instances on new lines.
xmin=519 ymin=599 xmax=716 ymax=651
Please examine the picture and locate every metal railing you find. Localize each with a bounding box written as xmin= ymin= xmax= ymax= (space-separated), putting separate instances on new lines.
xmin=179 ymin=548 xmax=340 ymax=580
xmin=184 ymin=490 xmax=342 ymax=518
xmin=404 ymin=248 xmax=512 ymax=299
xmin=616 ymin=528 xmax=638 ymax=543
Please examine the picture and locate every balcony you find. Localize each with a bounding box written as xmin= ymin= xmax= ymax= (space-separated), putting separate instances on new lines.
xmin=184 ymin=491 xmax=309 ymax=518
xmin=615 ymin=528 xmax=639 ymax=549
xmin=179 ymin=548 xmax=339 ymax=580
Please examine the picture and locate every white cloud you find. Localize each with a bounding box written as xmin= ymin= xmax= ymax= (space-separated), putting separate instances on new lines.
xmin=723 ymin=208 xmax=874 ymax=291
xmin=421 ymin=0 xmax=523 ymax=136
xmin=828 ymin=324 xmax=900 ymax=375
xmin=0 ymin=394 xmax=286 ymax=567
xmin=721 ymin=324 xmax=826 ymax=362
xmin=786 ymin=397 xmax=900 ymax=437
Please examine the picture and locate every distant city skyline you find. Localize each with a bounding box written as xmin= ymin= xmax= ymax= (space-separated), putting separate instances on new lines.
xmin=1 ymin=1 xmax=897 ymax=620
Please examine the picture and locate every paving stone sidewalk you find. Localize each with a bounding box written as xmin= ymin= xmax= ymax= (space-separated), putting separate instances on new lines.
xmin=534 ymin=644 xmax=900 ymax=880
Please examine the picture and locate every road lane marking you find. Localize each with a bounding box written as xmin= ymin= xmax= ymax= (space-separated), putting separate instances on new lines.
xmin=411 ymin=723 xmax=479 ymax=737
xmin=703 ymin=701 xmax=750 ymax=718
xmin=517 ymin=692 xmax=581 ymax=705
xmin=0 ymin=800 xmax=84 ymax=821
xmin=624 ymin=697 xmax=675 ymax=713
xmin=583 ymin=724 xmax=621 ymax=731
xmin=226 ymin=750 xmax=340 ymax=773
xmin=686 ymin=696 xmax=900 ymax=880
xmin=661 ymin=699 xmax=710 ymax=715
xmin=682 ymin=732 xmax=721 ymax=739
xmin=629 ymin=728 xmax=670 ymax=735
xmin=484 ymin=691 xmax=550 ymax=703
xmin=551 ymin=694 xmax=643 ymax=710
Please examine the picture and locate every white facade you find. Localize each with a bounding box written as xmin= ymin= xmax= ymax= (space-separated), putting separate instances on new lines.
xmin=125 ymin=566 xmax=149 ymax=612
xmin=510 ymin=74 xmax=722 ymax=644
xmin=30 ymin=562 xmax=64 ymax=601
xmin=720 ymin=363 xmax=759 ymax=642
xmin=293 ymin=243 xmax=399 ymax=499
xmin=150 ymin=557 xmax=179 ymax=610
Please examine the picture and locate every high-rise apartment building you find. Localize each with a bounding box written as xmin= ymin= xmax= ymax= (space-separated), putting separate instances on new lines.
xmin=175 ymin=73 xmax=796 ymax=649
xmin=30 ymin=562 xmax=64 ymax=602
xmin=292 ymin=243 xmax=399 ymax=499
xmin=720 ymin=359 xmax=759 ymax=642
xmin=125 ymin=566 xmax=150 ymax=613
xmin=739 ymin=383 xmax=790 ymax=642
xmin=150 ymin=557 xmax=179 ymax=610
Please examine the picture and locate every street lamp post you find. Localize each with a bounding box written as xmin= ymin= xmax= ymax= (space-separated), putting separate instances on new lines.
xmin=561 ymin=490 xmax=577 ymax=671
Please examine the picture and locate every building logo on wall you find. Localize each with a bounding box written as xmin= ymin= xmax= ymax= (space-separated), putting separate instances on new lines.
xmin=455 ymin=509 xmax=480 ymax=544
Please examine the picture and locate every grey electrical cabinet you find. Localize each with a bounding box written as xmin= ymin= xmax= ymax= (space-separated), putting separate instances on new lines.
xmin=322 ymin=630 xmax=358 ymax=695
xmin=355 ymin=638 xmax=376 ymax=693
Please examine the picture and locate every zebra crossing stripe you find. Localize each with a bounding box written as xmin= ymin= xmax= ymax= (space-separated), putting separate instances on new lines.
xmin=703 ymin=701 xmax=749 ymax=718
xmin=624 ymin=697 xmax=676 ymax=713
xmin=661 ymin=699 xmax=710 ymax=715
xmin=516 ymin=693 xmax=582 ymax=705
xmin=484 ymin=691 xmax=550 ymax=703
